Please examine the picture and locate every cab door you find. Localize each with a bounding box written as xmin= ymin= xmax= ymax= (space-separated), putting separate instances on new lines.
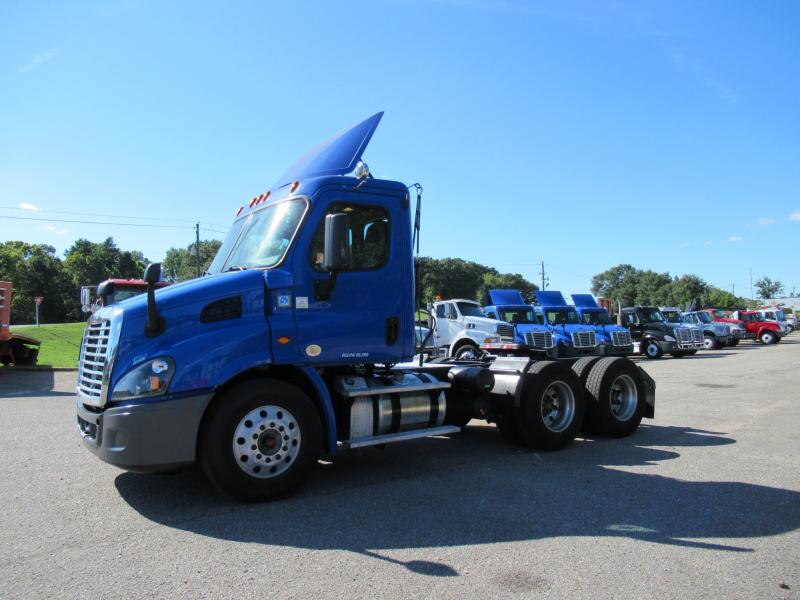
xmin=624 ymin=312 xmax=643 ymax=342
xmin=291 ymin=190 xmax=408 ymax=365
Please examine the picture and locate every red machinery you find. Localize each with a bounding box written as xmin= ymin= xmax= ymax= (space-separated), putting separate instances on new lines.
xmin=0 ymin=281 xmax=40 ymax=366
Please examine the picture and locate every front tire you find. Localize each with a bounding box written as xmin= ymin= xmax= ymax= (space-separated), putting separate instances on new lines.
xmin=759 ymin=330 xmax=776 ymax=345
xmin=199 ymin=379 xmax=321 ymax=502
xmin=703 ymin=335 xmax=719 ymax=350
xmin=453 ymin=343 xmax=480 ymax=360
xmin=643 ymin=339 xmax=663 ymax=359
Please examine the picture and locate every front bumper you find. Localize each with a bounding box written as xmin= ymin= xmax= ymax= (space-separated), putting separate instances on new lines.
xmin=76 ymin=391 xmax=214 ymax=472
xmin=599 ymin=344 xmax=634 ymax=356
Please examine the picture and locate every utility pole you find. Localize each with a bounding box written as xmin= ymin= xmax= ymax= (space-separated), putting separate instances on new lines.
xmin=749 ymin=268 xmax=754 ymax=304
xmin=195 ymin=223 xmax=201 ymax=278
xmin=539 ymin=261 xmax=549 ymax=290
xmin=731 ymin=283 xmax=735 ymax=296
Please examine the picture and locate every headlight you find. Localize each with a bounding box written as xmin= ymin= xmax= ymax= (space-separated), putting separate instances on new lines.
xmin=112 ymin=357 xmax=175 ymax=401
xmin=484 ymin=336 xmax=499 ymax=343
xmin=664 ymin=335 xmax=676 ymax=342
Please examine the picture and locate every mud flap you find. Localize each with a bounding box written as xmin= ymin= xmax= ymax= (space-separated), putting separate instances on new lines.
xmin=635 ymin=365 xmax=656 ymax=418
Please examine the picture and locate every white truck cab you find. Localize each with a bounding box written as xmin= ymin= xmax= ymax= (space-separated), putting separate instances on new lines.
xmin=430 ymin=299 xmax=514 ymax=359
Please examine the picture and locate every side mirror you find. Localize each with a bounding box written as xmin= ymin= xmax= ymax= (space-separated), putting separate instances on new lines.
xmin=322 ymin=213 xmax=349 ymax=272
xmin=96 ymin=280 xmax=115 ymax=300
xmin=144 ymin=263 xmax=162 ymax=285
xmin=143 ymin=263 xmax=165 ymax=336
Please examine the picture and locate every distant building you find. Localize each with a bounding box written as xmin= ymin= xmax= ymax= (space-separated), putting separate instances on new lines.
xmin=763 ymin=297 xmax=800 ymax=312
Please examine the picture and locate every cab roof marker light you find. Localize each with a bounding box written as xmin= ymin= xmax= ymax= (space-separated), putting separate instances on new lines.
xmin=249 ymin=196 xmax=259 ymax=208
xmin=236 ymin=206 xmax=244 ymax=216
xmin=290 ymin=181 xmax=300 ymax=193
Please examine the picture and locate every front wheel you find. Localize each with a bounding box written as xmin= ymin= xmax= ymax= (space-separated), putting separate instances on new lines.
xmin=199 ymin=379 xmax=321 ymax=502
xmin=703 ymin=335 xmax=719 ymax=351
xmin=453 ymin=343 xmax=481 ymax=360
xmin=759 ymin=330 xmax=777 ymax=345
xmin=643 ymin=339 xmax=663 ymax=359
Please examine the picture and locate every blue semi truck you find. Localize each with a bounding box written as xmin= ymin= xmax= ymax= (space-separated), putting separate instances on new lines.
xmin=75 ymin=113 xmax=655 ymax=501
xmin=481 ymin=289 xmax=556 ymax=357
xmin=533 ymin=291 xmax=600 ymax=357
xmin=571 ymin=294 xmax=634 ymax=356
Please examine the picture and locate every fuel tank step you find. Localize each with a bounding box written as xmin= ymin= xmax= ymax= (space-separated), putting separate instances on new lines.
xmin=345 ymin=425 xmax=462 ymax=449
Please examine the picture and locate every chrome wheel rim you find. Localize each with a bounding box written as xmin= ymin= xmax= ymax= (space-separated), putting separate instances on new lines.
xmin=610 ymin=374 xmax=638 ymax=422
xmin=703 ymin=337 xmax=714 ymax=350
xmin=456 ymin=346 xmax=479 ymax=360
xmin=540 ymin=380 xmax=575 ymax=433
xmin=232 ymin=405 xmax=301 ymax=479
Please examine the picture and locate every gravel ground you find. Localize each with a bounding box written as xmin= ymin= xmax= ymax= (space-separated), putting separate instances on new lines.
xmin=0 ymin=338 xmax=798 ymax=599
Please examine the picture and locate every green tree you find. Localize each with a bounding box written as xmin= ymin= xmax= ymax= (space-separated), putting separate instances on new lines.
xmin=754 ymin=276 xmax=784 ymax=300
xmin=63 ymin=238 xmax=147 ymax=289
xmin=162 ymin=239 xmax=222 ymax=282
xmin=591 ymin=264 xmax=641 ymax=306
xmin=0 ymin=241 xmax=73 ymax=323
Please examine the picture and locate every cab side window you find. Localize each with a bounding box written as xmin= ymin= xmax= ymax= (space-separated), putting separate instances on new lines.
xmin=446 ymin=303 xmax=458 ymax=320
xmin=625 ymin=313 xmax=638 ymax=325
xmin=310 ymin=203 xmax=390 ymax=271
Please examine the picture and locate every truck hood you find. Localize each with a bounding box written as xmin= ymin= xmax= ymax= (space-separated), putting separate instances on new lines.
xmin=464 ymin=316 xmax=507 ymax=331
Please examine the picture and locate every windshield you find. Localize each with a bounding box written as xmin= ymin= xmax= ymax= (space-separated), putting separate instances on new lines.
xmin=207 ymin=199 xmax=307 ymax=274
xmin=695 ymin=312 xmax=712 ymax=323
xmin=581 ymin=310 xmax=613 ymax=325
xmin=457 ymin=302 xmax=484 ymax=318
xmin=662 ymin=310 xmax=682 ymax=324
xmin=544 ymin=309 xmax=580 ymax=325
xmin=640 ymin=308 xmax=665 ymax=322
xmin=713 ymin=309 xmax=728 ymax=319
xmin=111 ymin=289 xmax=147 ymax=303
xmin=499 ymin=309 xmax=537 ymax=324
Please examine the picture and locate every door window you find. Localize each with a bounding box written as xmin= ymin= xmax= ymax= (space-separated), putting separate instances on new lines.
xmin=310 ymin=203 xmax=390 ymax=271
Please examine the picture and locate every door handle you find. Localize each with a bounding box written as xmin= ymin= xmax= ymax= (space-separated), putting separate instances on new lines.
xmin=385 ymin=317 xmax=399 ymax=345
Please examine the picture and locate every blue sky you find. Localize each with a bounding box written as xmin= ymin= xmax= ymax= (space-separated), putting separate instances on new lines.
xmin=2 ymin=0 xmax=799 ymax=298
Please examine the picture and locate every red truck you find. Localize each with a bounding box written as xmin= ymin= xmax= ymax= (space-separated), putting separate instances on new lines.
xmin=0 ymin=281 xmax=41 ymax=366
xmin=700 ymin=308 xmax=782 ymax=345
xmin=81 ymin=279 xmax=170 ymax=314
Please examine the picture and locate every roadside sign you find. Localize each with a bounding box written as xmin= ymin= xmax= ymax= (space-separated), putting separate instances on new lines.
xmin=34 ymin=296 xmax=44 ymax=305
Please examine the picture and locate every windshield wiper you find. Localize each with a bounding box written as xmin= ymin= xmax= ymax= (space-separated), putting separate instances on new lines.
xmin=225 ymin=265 xmax=248 ymax=272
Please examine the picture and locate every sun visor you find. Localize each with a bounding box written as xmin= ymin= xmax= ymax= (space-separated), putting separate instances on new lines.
xmin=571 ymin=294 xmax=600 ymax=308
xmin=535 ymin=291 xmax=568 ymax=307
xmin=487 ymin=289 xmax=526 ymax=305
xmin=274 ymin=112 xmax=384 ymax=188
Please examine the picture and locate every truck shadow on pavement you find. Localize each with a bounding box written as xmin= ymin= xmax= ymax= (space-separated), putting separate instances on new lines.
xmin=115 ymin=424 xmax=800 ymax=576
xmin=0 ymin=369 xmax=74 ymax=398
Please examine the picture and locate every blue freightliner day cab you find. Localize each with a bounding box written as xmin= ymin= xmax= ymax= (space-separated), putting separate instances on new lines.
xmin=75 ymin=113 xmax=656 ymax=502
xmin=534 ymin=291 xmax=600 ymax=358
xmin=481 ymin=289 xmax=556 ymax=358
xmin=571 ymin=294 xmax=634 ymax=356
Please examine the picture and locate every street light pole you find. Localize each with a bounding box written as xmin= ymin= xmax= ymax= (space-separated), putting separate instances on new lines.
xmin=196 ymin=222 xmax=201 ymax=278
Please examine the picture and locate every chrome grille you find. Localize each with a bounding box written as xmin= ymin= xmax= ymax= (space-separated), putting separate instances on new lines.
xmin=496 ymin=324 xmax=514 ymax=340
xmin=610 ymin=330 xmax=632 ymax=347
xmin=571 ymin=330 xmax=596 ymax=349
xmin=691 ymin=328 xmax=703 ymax=343
xmin=675 ymin=327 xmax=694 ymax=348
xmin=78 ymin=318 xmax=111 ymax=399
xmin=77 ymin=308 xmax=122 ymax=407
xmin=525 ymin=331 xmax=554 ymax=349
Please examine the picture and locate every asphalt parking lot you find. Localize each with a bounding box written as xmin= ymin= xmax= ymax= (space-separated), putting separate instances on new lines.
xmin=1 ymin=339 xmax=798 ymax=599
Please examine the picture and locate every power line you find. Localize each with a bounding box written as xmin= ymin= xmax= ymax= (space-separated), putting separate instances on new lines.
xmin=0 ymin=205 xmax=226 ymax=228
xmin=0 ymin=214 xmax=194 ymax=229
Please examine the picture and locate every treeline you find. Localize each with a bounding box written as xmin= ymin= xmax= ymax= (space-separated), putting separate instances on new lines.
xmin=591 ymin=264 xmax=752 ymax=308
xmin=0 ymin=239 xmax=149 ymax=324
xmin=415 ymin=257 xmax=538 ymax=305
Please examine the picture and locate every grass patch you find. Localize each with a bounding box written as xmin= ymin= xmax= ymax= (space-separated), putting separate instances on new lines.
xmin=9 ymin=322 xmax=86 ymax=368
